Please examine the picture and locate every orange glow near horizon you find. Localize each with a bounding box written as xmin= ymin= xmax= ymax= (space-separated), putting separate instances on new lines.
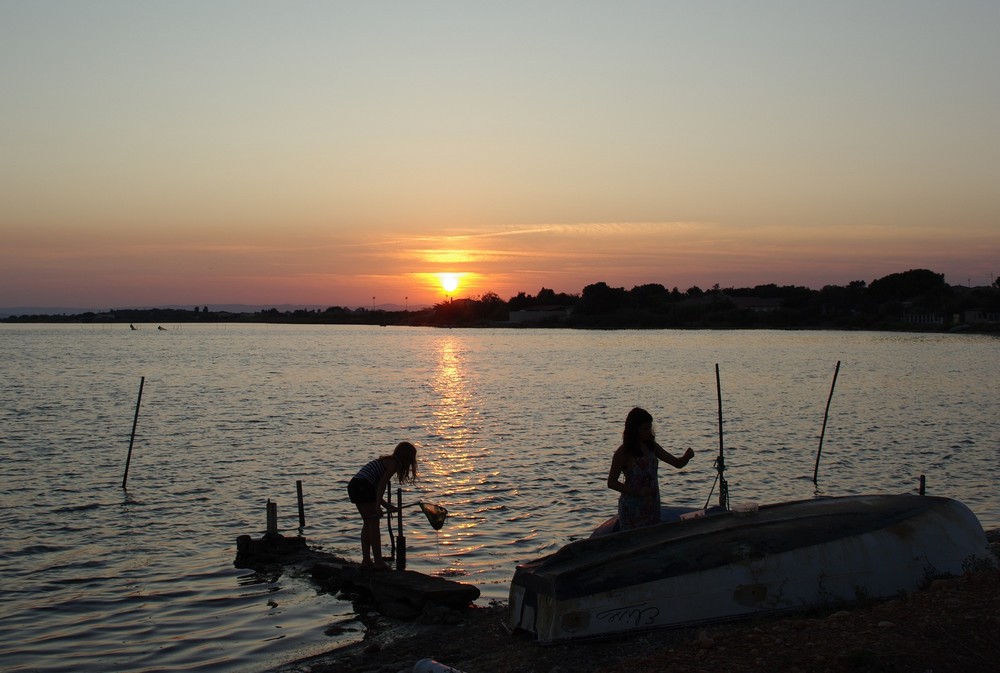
xmin=410 ymin=272 xmax=476 ymax=301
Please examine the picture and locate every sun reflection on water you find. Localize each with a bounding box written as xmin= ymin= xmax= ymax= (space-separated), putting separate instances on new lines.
xmin=416 ymin=336 xmax=491 ymax=575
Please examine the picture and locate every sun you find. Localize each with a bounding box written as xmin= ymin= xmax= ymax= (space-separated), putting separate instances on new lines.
xmin=437 ymin=273 xmax=461 ymax=294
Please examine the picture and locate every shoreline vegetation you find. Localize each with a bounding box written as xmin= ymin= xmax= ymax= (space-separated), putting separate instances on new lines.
xmin=5 ymin=269 xmax=1000 ymax=333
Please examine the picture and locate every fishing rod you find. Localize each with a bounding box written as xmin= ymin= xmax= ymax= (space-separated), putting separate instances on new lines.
xmin=812 ymin=361 xmax=841 ymax=486
xmin=704 ymin=363 xmax=730 ymax=511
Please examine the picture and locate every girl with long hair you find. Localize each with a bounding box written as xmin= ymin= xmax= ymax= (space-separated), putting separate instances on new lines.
xmin=607 ymin=407 xmax=693 ymax=530
xmin=347 ymin=441 xmax=418 ymax=569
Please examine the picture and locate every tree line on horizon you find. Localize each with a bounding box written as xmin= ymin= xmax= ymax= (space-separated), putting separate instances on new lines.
xmin=5 ymin=268 xmax=999 ymax=331
xmin=428 ymin=268 xmax=999 ymax=330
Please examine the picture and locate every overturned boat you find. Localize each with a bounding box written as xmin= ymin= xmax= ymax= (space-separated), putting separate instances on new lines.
xmin=507 ymin=494 xmax=991 ymax=643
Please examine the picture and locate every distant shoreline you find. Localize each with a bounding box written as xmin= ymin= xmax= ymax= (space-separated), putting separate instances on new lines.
xmin=2 ymin=313 xmax=998 ymax=335
xmin=4 ymin=269 xmax=999 ymax=332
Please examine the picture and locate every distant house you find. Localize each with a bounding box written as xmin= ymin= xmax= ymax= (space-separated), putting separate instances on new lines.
xmin=903 ymin=311 xmax=945 ymax=325
xmin=964 ymin=309 xmax=1000 ymax=324
xmin=508 ymin=306 xmax=570 ymax=324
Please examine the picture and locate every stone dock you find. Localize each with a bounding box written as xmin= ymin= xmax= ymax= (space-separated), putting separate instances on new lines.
xmin=235 ymin=532 xmax=481 ymax=618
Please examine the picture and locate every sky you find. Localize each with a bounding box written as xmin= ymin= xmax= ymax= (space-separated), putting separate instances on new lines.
xmin=2 ymin=1 xmax=998 ymax=309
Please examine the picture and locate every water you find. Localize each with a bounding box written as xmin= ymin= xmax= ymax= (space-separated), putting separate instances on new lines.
xmin=1 ymin=324 xmax=997 ymax=672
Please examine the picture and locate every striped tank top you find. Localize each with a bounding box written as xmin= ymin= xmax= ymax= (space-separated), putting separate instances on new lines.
xmin=355 ymin=458 xmax=388 ymax=485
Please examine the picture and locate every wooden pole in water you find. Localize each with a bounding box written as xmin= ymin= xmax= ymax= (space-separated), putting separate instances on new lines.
xmin=396 ymin=487 xmax=406 ymax=570
xmin=296 ymin=480 xmax=306 ymax=528
xmin=266 ymin=499 xmax=278 ymax=537
xmin=812 ymin=361 xmax=841 ymax=485
xmin=121 ymin=376 xmax=145 ymax=489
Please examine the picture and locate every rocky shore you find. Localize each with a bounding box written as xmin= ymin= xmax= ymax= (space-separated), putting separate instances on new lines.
xmin=270 ymin=533 xmax=999 ymax=673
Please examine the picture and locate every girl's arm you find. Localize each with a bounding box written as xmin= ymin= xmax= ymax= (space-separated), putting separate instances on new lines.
xmin=376 ymin=458 xmax=397 ymax=511
xmin=607 ymin=447 xmax=625 ymax=492
xmin=607 ymin=447 xmax=642 ymax=495
xmin=651 ymin=442 xmax=694 ymax=468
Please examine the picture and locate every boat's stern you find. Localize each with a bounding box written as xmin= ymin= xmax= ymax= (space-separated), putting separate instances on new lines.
xmin=506 ymin=575 xmax=532 ymax=634
xmin=507 ymin=562 xmax=547 ymax=637
xmin=508 ymin=559 xmax=572 ymax=641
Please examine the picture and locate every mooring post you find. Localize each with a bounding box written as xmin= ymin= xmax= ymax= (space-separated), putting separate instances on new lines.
xmin=919 ymin=474 xmax=926 ymax=495
xmin=296 ymin=480 xmax=305 ymax=528
xmin=121 ymin=376 xmax=145 ymax=489
xmin=397 ymin=487 xmax=406 ymax=570
xmin=812 ymin=361 xmax=841 ymax=486
xmin=266 ymin=499 xmax=278 ymax=537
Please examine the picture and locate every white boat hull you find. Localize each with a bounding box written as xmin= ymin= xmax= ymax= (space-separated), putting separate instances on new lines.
xmin=507 ymin=495 xmax=990 ymax=643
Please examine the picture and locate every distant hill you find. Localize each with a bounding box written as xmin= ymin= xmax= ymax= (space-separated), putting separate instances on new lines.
xmin=0 ymin=306 xmax=102 ymax=318
xmin=0 ymin=303 xmax=423 ymax=318
xmin=0 ymin=304 xmax=316 ymax=317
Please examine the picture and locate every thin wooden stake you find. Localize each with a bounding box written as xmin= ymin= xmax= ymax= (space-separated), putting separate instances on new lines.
xmin=296 ymin=480 xmax=306 ymax=528
xmin=122 ymin=376 xmax=145 ymax=489
xmin=812 ymin=361 xmax=841 ymax=485
xmin=397 ymin=487 xmax=406 ymax=570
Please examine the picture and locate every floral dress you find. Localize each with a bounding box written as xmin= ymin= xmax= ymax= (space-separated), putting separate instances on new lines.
xmin=617 ymin=444 xmax=660 ymax=530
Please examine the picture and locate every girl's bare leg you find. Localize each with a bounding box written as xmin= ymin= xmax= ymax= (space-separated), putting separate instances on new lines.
xmin=369 ymin=510 xmax=385 ymax=566
xmin=356 ymin=503 xmax=379 ymax=565
xmin=358 ymin=502 xmax=388 ymax=568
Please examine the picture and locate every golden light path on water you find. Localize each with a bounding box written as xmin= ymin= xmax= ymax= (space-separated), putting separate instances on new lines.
xmin=422 ymin=336 xmax=489 ymax=575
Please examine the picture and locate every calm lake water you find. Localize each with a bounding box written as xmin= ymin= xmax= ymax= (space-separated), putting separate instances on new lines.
xmin=1 ymin=324 xmax=997 ymax=672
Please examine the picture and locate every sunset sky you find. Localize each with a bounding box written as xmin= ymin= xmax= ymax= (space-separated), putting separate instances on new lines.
xmin=2 ymin=2 xmax=998 ymax=309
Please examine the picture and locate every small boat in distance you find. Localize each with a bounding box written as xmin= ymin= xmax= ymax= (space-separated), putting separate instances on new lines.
xmin=507 ymin=494 xmax=991 ymax=644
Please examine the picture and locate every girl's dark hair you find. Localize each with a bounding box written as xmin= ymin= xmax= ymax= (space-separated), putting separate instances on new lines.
xmin=391 ymin=441 xmax=418 ymax=484
xmin=623 ymin=407 xmax=654 ymax=457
